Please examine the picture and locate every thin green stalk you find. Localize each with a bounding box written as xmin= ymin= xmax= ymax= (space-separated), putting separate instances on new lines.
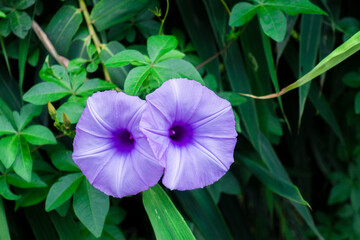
xmin=158 ymin=0 xmax=169 ymax=35
xmin=79 ymin=0 xmax=112 ymax=83
xmin=220 ymin=0 xmax=231 ymax=15
xmin=0 ymin=36 xmax=12 ymax=78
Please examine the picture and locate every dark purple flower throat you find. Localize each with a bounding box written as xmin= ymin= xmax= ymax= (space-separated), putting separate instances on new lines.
xmin=169 ymin=124 xmax=193 ymax=145
xmin=114 ymin=129 xmax=135 ymax=152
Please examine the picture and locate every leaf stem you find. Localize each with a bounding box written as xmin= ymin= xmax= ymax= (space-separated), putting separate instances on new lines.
xmin=158 ymin=0 xmax=169 ymax=35
xmin=79 ymin=0 xmax=112 ymax=83
xmin=220 ymin=0 xmax=231 ymax=15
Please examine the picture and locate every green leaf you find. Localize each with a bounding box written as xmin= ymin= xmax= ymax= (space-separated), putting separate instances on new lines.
xmin=124 ymin=66 xmax=151 ymax=95
xmin=0 ymin=198 xmax=11 ymax=240
xmin=174 ymin=188 xmax=233 ymax=240
xmin=15 ymin=188 xmax=49 ymax=209
xmin=0 ymin=115 xmax=16 ymax=135
xmin=0 ymin=11 xmax=5 ymax=18
xmin=13 ymin=136 xmax=32 ymax=182
xmin=91 ymin=0 xmax=152 ymax=31
xmin=13 ymin=0 xmax=36 ymax=10
xmin=298 ymin=14 xmax=322 ymax=127
xmin=0 ymin=135 xmax=18 ymax=168
xmin=49 ymin=211 xmax=83 ymax=240
xmin=0 ymin=176 xmax=21 ymax=200
xmin=23 ymin=82 xmax=71 ymax=105
xmin=105 ymin=49 xmax=146 ymax=67
xmin=328 ymin=182 xmax=351 ymax=205
xmin=355 ymin=91 xmax=360 ymax=114
xmin=6 ymin=172 xmax=47 ymax=189
xmin=217 ymin=92 xmax=247 ymax=106
xmin=56 ymin=102 xmax=84 ymax=124
xmin=45 ymin=172 xmax=83 ymax=212
xmin=8 ymin=11 xmax=31 ymax=39
xmin=143 ymin=184 xmax=196 ymax=240
xmin=258 ymin=6 xmax=287 ymax=42
xmin=21 ymin=125 xmax=57 ymax=145
xmin=233 ymin=110 xmax=241 ymax=133
xmin=157 ymin=50 xmax=185 ymax=62
xmin=151 ymin=66 xmax=181 ymax=83
xmin=207 ymin=171 xmax=241 ymax=203
xmin=147 ymin=35 xmax=178 ymax=63
xmin=13 ymin=104 xmax=43 ymax=131
xmin=229 ymin=2 xmax=259 ymax=27
xmin=351 ymin=185 xmax=360 ymax=212
xmin=76 ymin=78 xmax=117 ymax=96
xmin=281 ymin=30 xmax=360 ymax=95
xmin=49 ymin=148 xmax=79 ymax=172
xmin=342 ymin=71 xmax=360 ymax=88
xmin=156 ymin=59 xmax=204 ymax=84
xmin=73 ymin=178 xmax=110 ymax=238
xmin=241 ymin=156 xmax=310 ymax=206
xmin=0 ymin=18 xmax=11 ymax=37
xmin=46 ymin=5 xmax=83 ymax=56
xmin=264 ymin=0 xmax=326 ymax=15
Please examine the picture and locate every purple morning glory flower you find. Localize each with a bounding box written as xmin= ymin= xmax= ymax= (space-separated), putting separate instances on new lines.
xmin=140 ymin=78 xmax=237 ymax=190
xmin=73 ymin=91 xmax=164 ymax=198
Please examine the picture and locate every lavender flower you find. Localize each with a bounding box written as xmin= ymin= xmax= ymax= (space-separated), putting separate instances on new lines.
xmin=140 ymin=78 xmax=237 ymax=190
xmin=73 ymin=91 xmax=164 ymax=198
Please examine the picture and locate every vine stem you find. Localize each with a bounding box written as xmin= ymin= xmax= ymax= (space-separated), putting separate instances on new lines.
xmin=32 ymin=21 xmax=69 ymax=68
xmin=158 ymin=0 xmax=169 ymax=35
xmin=79 ymin=0 xmax=112 ymax=83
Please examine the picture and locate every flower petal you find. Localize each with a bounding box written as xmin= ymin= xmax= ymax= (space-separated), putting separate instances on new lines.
xmin=141 ymin=78 xmax=238 ymax=190
xmin=162 ymin=137 xmax=236 ymax=190
xmin=73 ymin=90 xmax=164 ymax=198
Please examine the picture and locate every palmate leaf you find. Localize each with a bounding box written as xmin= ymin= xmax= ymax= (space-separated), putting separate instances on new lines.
xmin=56 ymin=102 xmax=84 ymax=124
xmin=8 ymin=10 xmax=32 ymax=39
xmin=105 ymin=49 xmax=146 ymax=67
xmin=6 ymin=172 xmax=47 ymax=189
xmin=48 ymin=148 xmax=79 ymax=172
xmin=0 ymin=135 xmax=19 ymax=168
xmin=229 ymin=2 xmax=259 ymax=27
xmin=13 ymin=104 xmax=42 ymax=131
xmin=23 ymin=82 xmax=71 ymax=105
xmin=13 ymin=136 xmax=32 ymax=182
xmin=264 ymin=0 xmax=326 ymax=15
xmin=258 ymin=6 xmax=287 ymax=42
xmin=147 ymin=35 xmax=178 ymax=63
xmin=143 ymin=184 xmax=196 ymax=240
xmin=21 ymin=125 xmax=57 ymax=145
xmin=124 ymin=66 xmax=151 ymax=95
xmin=0 ymin=176 xmax=21 ymax=201
xmin=75 ymin=78 xmax=117 ymax=96
xmin=45 ymin=172 xmax=83 ymax=212
xmin=73 ymin=178 xmax=109 ymax=238
xmin=0 ymin=115 xmax=16 ymax=135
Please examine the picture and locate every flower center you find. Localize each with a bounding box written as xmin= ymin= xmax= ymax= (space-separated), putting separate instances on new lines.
xmin=114 ymin=129 xmax=135 ymax=152
xmin=169 ymin=124 xmax=193 ymax=145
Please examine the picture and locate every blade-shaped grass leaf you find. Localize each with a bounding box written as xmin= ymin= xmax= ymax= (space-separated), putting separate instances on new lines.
xmin=13 ymin=136 xmax=32 ymax=182
xmin=23 ymin=82 xmax=71 ymax=105
xmin=124 ymin=66 xmax=151 ymax=95
xmin=240 ymin=156 xmax=309 ymax=206
xmin=45 ymin=172 xmax=83 ymax=212
xmin=105 ymin=49 xmax=146 ymax=67
xmin=147 ymin=35 xmax=178 ymax=63
xmin=21 ymin=125 xmax=57 ymax=145
xmin=143 ymin=184 xmax=196 ymax=240
xmin=45 ymin=5 xmax=83 ymax=56
xmin=90 ymin=0 xmax=152 ymax=31
xmin=0 ymin=197 xmax=11 ymax=240
xmin=73 ymin=178 xmax=109 ymax=238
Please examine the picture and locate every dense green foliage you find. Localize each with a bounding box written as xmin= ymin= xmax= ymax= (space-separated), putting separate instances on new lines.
xmin=1 ymin=0 xmax=360 ymax=239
